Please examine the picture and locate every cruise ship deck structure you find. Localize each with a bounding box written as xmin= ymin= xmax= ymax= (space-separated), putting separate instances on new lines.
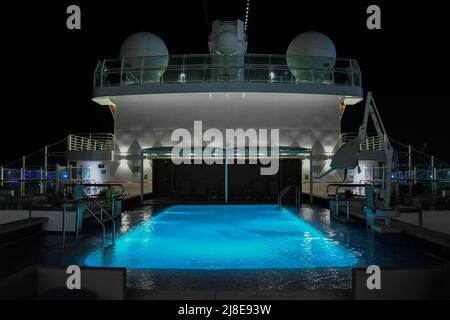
xmin=0 ymin=5 xmax=449 ymax=301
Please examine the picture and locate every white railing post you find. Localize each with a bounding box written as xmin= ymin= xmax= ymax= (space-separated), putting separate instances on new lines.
xmin=68 ymin=135 xmax=72 ymax=151
xmin=68 ymin=163 xmax=72 ymax=184
xmin=39 ymin=167 xmax=44 ymax=194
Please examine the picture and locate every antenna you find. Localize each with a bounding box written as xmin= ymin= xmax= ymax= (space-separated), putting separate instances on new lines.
xmin=244 ymin=0 xmax=251 ymax=32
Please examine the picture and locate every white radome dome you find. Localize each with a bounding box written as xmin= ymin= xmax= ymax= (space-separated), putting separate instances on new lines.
xmin=286 ymin=31 xmax=337 ymax=82
xmin=287 ymin=31 xmax=336 ymax=60
xmin=119 ymin=32 xmax=168 ymax=58
xmin=119 ymin=32 xmax=169 ymax=83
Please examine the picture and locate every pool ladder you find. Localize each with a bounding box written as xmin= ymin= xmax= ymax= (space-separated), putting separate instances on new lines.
xmin=62 ymin=197 xmax=116 ymax=252
xmin=278 ymin=185 xmax=301 ymax=209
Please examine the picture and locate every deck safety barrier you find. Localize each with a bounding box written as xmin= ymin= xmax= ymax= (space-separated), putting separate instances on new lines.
xmin=340 ymin=133 xmax=384 ymax=151
xmin=68 ymin=133 xmax=114 ymax=151
xmin=94 ymin=54 xmax=362 ymax=88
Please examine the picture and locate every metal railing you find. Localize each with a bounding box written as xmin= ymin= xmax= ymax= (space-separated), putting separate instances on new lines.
xmin=62 ymin=183 xmax=125 ymax=251
xmin=68 ymin=133 xmax=114 ymax=151
xmin=94 ymin=54 xmax=362 ymax=88
xmin=278 ymin=185 xmax=300 ymax=208
xmin=341 ymin=133 xmax=384 ymax=151
xmin=326 ymin=183 xmax=382 ymax=221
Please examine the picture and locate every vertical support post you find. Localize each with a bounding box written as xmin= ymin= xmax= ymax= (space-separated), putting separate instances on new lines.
xmin=309 ymin=151 xmax=313 ymax=204
xmin=413 ymin=167 xmax=417 ymax=186
xmin=44 ymin=146 xmax=48 ymax=194
xmin=39 ymin=167 xmax=44 ymax=194
xmin=111 ymin=191 xmax=115 ymax=218
xmin=346 ymin=200 xmax=350 ymax=221
xmin=0 ymin=166 xmax=3 ymax=187
xmin=225 ymin=148 xmax=229 ymax=203
xmin=395 ymin=164 xmax=400 ymax=202
xmin=431 ymin=156 xmax=436 ymax=204
xmin=67 ymin=163 xmax=72 ymax=184
xmin=21 ymin=156 xmax=26 ymax=197
xmin=408 ymin=145 xmax=412 ymax=195
xmin=140 ymin=152 xmax=144 ymax=204
xmin=120 ymin=58 xmax=124 ymax=87
xmin=74 ymin=185 xmax=84 ymax=248
xmin=434 ymin=167 xmax=438 ymax=193
xmin=431 ymin=156 xmax=435 ymax=179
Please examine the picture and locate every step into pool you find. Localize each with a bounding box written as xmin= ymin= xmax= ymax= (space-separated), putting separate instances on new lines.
xmin=84 ymin=205 xmax=358 ymax=269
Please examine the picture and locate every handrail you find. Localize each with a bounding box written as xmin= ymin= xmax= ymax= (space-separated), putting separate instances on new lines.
xmin=68 ymin=133 xmax=114 ymax=152
xmin=326 ymin=183 xmax=382 ymax=220
xmin=61 ymin=183 xmax=125 ymax=251
xmin=92 ymin=198 xmax=116 ymax=245
xmin=79 ymin=199 xmax=106 ymax=251
xmin=63 ymin=183 xmax=125 ymax=197
xmin=278 ymin=185 xmax=298 ymax=208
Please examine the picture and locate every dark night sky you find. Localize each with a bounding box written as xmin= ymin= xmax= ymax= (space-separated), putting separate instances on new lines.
xmin=2 ymin=0 xmax=449 ymax=165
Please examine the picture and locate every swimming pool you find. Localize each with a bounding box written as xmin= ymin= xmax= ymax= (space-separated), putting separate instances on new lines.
xmin=84 ymin=205 xmax=358 ymax=269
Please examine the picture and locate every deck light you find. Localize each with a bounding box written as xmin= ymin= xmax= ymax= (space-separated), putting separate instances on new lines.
xmin=269 ymin=72 xmax=276 ymax=82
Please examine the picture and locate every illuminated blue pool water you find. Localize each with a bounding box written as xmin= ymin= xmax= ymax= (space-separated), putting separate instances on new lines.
xmin=84 ymin=205 xmax=358 ymax=269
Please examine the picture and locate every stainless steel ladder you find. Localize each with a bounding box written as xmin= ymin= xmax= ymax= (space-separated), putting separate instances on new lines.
xmin=62 ymin=197 xmax=119 ymax=252
xmin=278 ymin=185 xmax=300 ymax=208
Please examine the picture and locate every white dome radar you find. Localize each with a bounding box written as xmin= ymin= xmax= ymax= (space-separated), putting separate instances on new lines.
xmin=119 ymin=32 xmax=169 ymax=83
xmin=286 ymin=31 xmax=337 ymax=83
xmin=120 ymin=32 xmax=168 ymax=58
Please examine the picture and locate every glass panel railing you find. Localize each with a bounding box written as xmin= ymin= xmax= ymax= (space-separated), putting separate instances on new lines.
xmin=93 ymin=54 xmax=362 ymax=88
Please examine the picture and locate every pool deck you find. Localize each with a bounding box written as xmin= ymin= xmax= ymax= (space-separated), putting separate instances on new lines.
xmin=0 ymin=199 xmax=448 ymax=299
xmin=329 ymin=198 xmax=450 ymax=255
